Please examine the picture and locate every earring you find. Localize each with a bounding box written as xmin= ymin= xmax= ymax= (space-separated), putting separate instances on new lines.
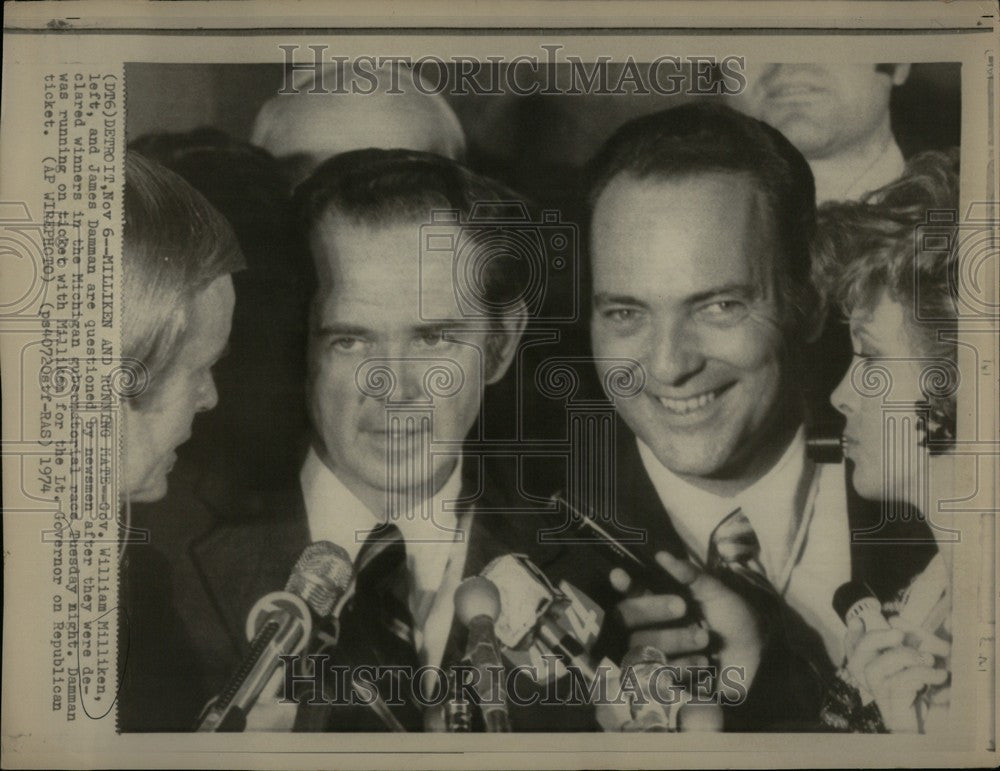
xmin=922 ymin=404 xmax=955 ymax=454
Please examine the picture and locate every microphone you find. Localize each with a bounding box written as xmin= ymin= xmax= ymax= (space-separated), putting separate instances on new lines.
xmin=832 ymin=580 xmax=893 ymax=710
xmin=805 ymin=422 xmax=846 ymax=464
xmin=480 ymin=553 xmax=635 ymax=731
xmin=833 ymin=581 xmax=891 ymax=633
xmin=443 ymin=668 xmax=474 ymax=732
xmin=620 ymin=646 xmax=672 ymax=732
xmin=454 ymin=576 xmax=511 ymax=733
xmin=480 ymin=553 xmax=602 ymax=683
xmin=197 ymin=541 xmax=354 ymax=732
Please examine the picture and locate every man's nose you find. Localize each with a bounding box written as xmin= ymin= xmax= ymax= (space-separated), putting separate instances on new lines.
xmin=380 ymin=351 xmax=429 ymax=404
xmin=648 ymin=319 xmax=706 ymax=386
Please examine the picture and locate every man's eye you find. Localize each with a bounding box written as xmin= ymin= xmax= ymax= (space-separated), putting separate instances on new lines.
xmin=603 ymin=308 xmax=639 ymax=324
xmin=419 ymin=331 xmax=447 ymax=347
xmin=330 ymin=337 xmax=362 ymax=352
xmin=698 ymin=300 xmax=747 ymax=322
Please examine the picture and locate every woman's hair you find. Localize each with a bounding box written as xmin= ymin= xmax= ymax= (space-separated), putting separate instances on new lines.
xmin=812 ymin=148 xmax=960 ymax=446
xmin=123 ymin=152 xmax=245 ymax=403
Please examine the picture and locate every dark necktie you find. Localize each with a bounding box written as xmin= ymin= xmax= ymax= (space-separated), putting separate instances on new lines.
xmin=295 ymin=524 xmax=424 ymax=731
xmin=351 ymin=523 xmax=420 ymax=668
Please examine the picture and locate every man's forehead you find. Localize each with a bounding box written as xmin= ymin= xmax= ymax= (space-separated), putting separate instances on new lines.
xmin=311 ymin=213 xmax=465 ymax=318
xmin=591 ymin=171 xmax=777 ymax=285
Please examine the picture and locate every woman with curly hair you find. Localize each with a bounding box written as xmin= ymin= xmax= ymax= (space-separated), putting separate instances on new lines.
xmin=814 ymin=149 xmax=959 ymax=733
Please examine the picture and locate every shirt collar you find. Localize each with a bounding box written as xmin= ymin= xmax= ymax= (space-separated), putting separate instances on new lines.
xmin=299 ymin=446 xmax=464 ymax=563
xmin=636 ymin=426 xmax=809 ymax=580
xmin=831 ymin=140 xmax=905 ymax=203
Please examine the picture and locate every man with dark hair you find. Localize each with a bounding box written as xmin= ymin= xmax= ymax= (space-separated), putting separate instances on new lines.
xmin=178 ymin=149 xmax=613 ymax=732
xmin=290 ymin=150 xmax=530 ymax=700
xmin=585 ymin=102 xmax=935 ymax=728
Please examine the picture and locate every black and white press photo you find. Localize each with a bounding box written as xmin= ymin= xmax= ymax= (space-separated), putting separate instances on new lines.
xmin=1 ymin=3 xmax=996 ymax=768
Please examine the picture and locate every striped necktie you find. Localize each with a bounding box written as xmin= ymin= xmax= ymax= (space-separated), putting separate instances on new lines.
xmin=706 ymin=507 xmax=774 ymax=596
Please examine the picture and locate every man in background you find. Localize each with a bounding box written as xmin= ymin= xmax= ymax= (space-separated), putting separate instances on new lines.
xmin=251 ymin=63 xmax=467 ymax=186
xmin=731 ymin=63 xmax=911 ymax=203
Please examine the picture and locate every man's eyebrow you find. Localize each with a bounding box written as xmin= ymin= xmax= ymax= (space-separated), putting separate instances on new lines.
xmin=315 ymin=323 xmax=372 ymax=337
xmin=684 ymin=283 xmax=758 ymax=305
xmin=412 ymin=322 xmax=461 ymax=334
xmin=592 ymin=292 xmax=649 ymax=307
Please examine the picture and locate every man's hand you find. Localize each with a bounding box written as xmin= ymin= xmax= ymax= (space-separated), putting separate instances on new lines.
xmin=611 ymin=551 xmax=764 ymax=697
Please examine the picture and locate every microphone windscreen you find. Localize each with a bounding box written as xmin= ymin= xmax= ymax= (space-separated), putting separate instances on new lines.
xmin=832 ymin=580 xmax=875 ymax=623
xmin=481 ymin=554 xmax=557 ymax=648
xmin=455 ymin=576 xmax=502 ymax=626
xmin=285 ymin=541 xmax=354 ymax=618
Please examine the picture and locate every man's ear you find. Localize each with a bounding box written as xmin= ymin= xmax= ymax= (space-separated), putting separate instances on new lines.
xmin=891 ymin=64 xmax=911 ymax=87
xmin=484 ymin=303 xmax=528 ymax=385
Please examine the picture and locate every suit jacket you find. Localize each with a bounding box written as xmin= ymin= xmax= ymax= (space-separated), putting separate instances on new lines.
xmin=118 ymin=454 xmax=620 ymax=732
xmin=603 ymin=416 xmax=938 ymax=730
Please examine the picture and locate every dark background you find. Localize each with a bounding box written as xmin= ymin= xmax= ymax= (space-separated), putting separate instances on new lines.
xmin=126 ymin=61 xmax=961 ymax=213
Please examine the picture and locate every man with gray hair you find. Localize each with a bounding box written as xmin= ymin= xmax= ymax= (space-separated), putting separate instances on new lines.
xmin=251 ymin=62 xmax=466 ymax=186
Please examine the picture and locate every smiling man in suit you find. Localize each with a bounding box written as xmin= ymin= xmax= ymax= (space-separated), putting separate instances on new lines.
xmin=584 ymin=102 xmax=937 ymax=729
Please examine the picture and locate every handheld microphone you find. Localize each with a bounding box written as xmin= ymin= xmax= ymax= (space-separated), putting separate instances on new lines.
xmin=454 ymin=576 xmax=511 ymax=733
xmin=443 ymin=668 xmax=474 ymax=732
xmin=832 ymin=580 xmax=893 ymax=709
xmin=197 ymin=541 xmax=354 ymax=732
xmin=806 ymin=421 xmax=846 ymax=464
xmin=480 ymin=553 xmax=602 ymax=682
xmin=833 ymin=581 xmax=891 ymax=633
xmin=620 ymin=646 xmax=672 ymax=732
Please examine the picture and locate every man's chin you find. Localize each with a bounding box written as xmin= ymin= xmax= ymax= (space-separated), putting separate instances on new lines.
xmin=639 ymin=430 xmax=751 ymax=480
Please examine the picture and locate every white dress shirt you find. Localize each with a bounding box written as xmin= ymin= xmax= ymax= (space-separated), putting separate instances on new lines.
xmin=300 ymin=448 xmax=471 ymax=669
xmin=637 ymin=427 xmax=853 ymax=664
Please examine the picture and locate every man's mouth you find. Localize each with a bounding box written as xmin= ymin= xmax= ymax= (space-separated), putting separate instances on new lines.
xmin=363 ymin=424 xmax=429 ymax=441
xmin=653 ymin=383 xmax=734 ymax=416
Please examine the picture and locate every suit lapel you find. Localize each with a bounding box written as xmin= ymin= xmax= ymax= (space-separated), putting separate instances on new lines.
xmin=613 ymin=416 xmax=688 ymax=561
xmin=190 ymin=483 xmax=311 ymax=653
